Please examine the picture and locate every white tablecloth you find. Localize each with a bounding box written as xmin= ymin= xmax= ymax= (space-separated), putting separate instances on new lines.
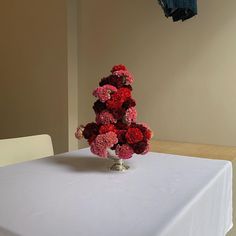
xmin=0 ymin=148 xmax=232 ymax=236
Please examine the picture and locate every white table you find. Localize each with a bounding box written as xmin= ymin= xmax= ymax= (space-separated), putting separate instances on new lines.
xmin=0 ymin=148 xmax=233 ymax=236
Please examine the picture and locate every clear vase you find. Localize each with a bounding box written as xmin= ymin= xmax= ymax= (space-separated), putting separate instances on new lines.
xmin=108 ymin=149 xmax=129 ymax=172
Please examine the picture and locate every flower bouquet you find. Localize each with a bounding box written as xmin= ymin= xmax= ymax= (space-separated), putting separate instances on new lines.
xmin=75 ymin=64 xmax=153 ymax=171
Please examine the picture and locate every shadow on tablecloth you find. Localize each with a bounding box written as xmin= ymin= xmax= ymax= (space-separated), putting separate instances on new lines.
xmin=46 ymin=155 xmax=114 ymax=173
xmin=0 ymin=227 xmax=20 ymax=236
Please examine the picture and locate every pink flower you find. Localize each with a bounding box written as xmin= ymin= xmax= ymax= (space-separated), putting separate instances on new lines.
xmin=90 ymin=131 xmax=118 ymax=158
xmin=93 ymin=85 xmax=117 ymax=102
xmin=96 ymin=110 xmax=117 ymax=125
xmin=124 ymin=107 xmax=137 ymax=124
xmin=115 ymin=144 xmax=134 ymax=159
xmin=113 ymin=70 xmax=134 ymax=85
xmin=90 ymin=143 xmax=107 ymax=158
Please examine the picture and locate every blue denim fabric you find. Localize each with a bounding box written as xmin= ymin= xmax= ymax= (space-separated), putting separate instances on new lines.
xmin=158 ymin=0 xmax=197 ymax=22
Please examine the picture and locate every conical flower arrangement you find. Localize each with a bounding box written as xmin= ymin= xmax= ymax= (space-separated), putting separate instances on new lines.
xmin=75 ymin=65 xmax=153 ymax=161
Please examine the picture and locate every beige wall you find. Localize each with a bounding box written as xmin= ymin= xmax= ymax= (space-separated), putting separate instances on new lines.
xmin=78 ymin=0 xmax=236 ymax=147
xmin=0 ymin=0 xmax=68 ymax=153
xmin=68 ymin=0 xmax=79 ymax=151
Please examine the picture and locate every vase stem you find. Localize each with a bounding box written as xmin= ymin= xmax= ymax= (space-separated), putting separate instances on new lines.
xmin=109 ymin=158 xmax=129 ymax=172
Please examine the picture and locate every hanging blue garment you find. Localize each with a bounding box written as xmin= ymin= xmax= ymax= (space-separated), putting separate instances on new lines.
xmin=158 ymin=0 xmax=197 ymax=22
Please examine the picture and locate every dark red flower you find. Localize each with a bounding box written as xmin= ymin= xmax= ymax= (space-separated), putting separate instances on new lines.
xmin=115 ymin=121 xmax=128 ymax=130
xmin=116 ymin=130 xmax=127 ymax=143
xmin=122 ymin=98 xmax=136 ymax=109
xmin=99 ymin=124 xmax=117 ymax=134
xmin=123 ymin=85 xmax=133 ymax=91
xmin=112 ymin=108 xmax=126 ymax=120
xmin=132 ymin=141 xmax=148 ymax=154
xmin=111 ymin=64 xmax=127 ymax=73
xmin=110 ymin=143 xmax=118 ymax=150
xmin=125 ymin=127 xmax=144 ymax=144
xmin=93 ymin=100 xmax=107 ymax=113
xmin=83 ymin=122 xmax=99 ymax=139
xmin=88 ymin=135 xmax=96 ymax=145
xmin=99 ymin=75 xmax=124 ymax=89
xmin=130 ymin=123 xmax=145 ymax=133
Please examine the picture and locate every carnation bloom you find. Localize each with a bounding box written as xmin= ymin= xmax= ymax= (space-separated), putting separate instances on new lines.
xmin=75 ymin=125 xmax=85 ymax=140
xmin=99 ymin=75 xmax=124 ymax=88
xmin=118 ymin=87 xmax=131 ymax=100
xmin=112 ymin=108 xmax=126 ymax=120
xmin=99 ymin=124 xmax=117 ymax=134
xmin=113 ymin=70 xmax=134 ymax=85
xmin=93 ymin=100 xmax=107 ymax=114
xmin=141 ymin=143 xmax=150 ymax=155
xmin=96 ymin=110 xmax=116 ymax=125
xmin=122 ymin=98 xmax=136 ymax=109
xmin=132 ymin=141 xmax=148 ymax=154
xmin=111 ymin=64 xmax=127 ymax=73
xmin=115 ymin=144 xmax=134 ymax=159
xmin=140 ymin=123 xmax=153 ymax=139
xmin=115 ymin=122 xmax=128 ymax=130
xmin=107 ymin=87 xmax=131 ymax=110
xmin=106 ymin=93 xmax=124 ymax=110
xmin=90 ymin=131 xmax=118 ymax=158
xmin=116 ymin=130 xmax=126 ymax=143
xmin=125 ymin=127 xmax=144 ymax=144
xmin=130 ymin=123 xmax=153 ymax=140
xmin=88 ymin=135 xmax=96 ymax=145
xmin=124 ymin=107 xmax=137 ymax=125
xmin=93 ymin=85 xmax=117 ymax=102
xmin=82 ymin=122 xmax=99 ymax=139
xmin=90 ymin=143 xmax=107 ymax=158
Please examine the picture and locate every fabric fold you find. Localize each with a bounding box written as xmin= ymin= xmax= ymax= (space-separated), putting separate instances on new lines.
xmin=158 ymin=0 xmax=198 ymax=22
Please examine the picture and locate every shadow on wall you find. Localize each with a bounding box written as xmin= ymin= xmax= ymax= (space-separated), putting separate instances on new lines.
xmin=78 ymin=0 xmax=236 ymax=146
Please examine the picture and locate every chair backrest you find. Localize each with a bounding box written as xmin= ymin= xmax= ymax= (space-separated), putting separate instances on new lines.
xmin=0 ymin=134 xmax=54 ymax=166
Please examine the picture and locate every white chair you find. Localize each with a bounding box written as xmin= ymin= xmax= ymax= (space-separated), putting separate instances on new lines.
xmin=0 ymin=134 xmax=54 ymax=167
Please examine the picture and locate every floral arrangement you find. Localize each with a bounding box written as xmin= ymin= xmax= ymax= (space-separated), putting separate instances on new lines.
xmin=75 ymin=64 xmax=153 ymax=159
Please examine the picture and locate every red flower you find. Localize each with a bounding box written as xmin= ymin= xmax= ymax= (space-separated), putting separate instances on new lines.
xmin=99 ymin=124 xmax=117 ymax=134
xmin=106 ymin=93 xmax=124 ymax=110
xmin=144 ymin=129 xmax=152 ymax=140
xmin=130 ymin=123 xmax=152 ymax=140
xmin=111 ymin=64 xmax=127 ymax=73
xmin=125 ymin=127 xmax=144 ymax=144
xmin=118 ymin=87 xmax=131 ymax=100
